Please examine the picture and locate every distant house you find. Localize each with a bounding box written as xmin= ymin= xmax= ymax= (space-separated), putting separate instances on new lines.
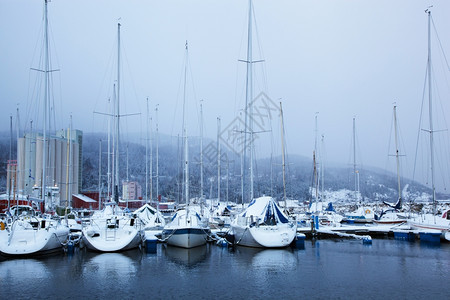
xmin=72 ymin=193 xmax=98 ymax=210
xmin=122 ymin=181 xmax=142 ymax=200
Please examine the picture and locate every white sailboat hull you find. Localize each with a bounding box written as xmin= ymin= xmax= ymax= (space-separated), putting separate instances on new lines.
xmin=162 ymin=208 xmax=210 ymax=249
xmin=373 ymin=219 xmax=406 ymax=225
xmin=373 ymin=212 xmax=408 ymax=225
xmin=344 ymin=207 xmax=374 ymax=223
xmin=408 ymin=214 xmax=450 ymax=239
xmin=0 ymin=221 xmax=69 ymax=256
xmin=82 ymin=226 xmax=142 ymax=252
xmin=232 ymin=223 xmax=261 ymax=248
xmin=232 ymin=222 xmax=297 ymax=248
xmin=231 ymin=196 xmax=297 ymax=248
xmin=163 ymin=227 xmax=208 ymax=248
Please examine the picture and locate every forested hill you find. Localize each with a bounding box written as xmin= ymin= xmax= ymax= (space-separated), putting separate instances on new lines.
xmin=79 ymin=132 xmax=444 ymax=204
xmin=0 ymin=132 xmax=445 ymax=203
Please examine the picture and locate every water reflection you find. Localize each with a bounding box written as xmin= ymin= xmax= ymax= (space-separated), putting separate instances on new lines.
xmin=233 ymin=246 xmax=297 ymax=271
xmin=0 ymin=240 xmax=449 ymax=299
xmin=251 ymin=249 xmax=297 ymax=270
xmin=419 ymin=241 xmax=441 ymax=248
xmin=0 ymin=258 xmax=50 ymax=279
xmin=82 ymin=250 xmax=141 ymax=279
xmin=164 ymin=244 xmax=208 ymax=267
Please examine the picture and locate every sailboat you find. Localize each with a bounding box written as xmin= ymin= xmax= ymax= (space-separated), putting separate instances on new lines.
xmin=408 ymin=9 xmax=450 ymax=238
xmin=0 ymin=0 xmax=69 ymax=256
xmin=231 ymin=4 xmax=297 ymax=248
xmin=306 ymin=115 xmax=343 ymax=227
xmin=134 ymin=203 xmax=165 ymax=233
xmin=344 ymin=117 xmax=374 ymax=223
xmin=232 ymin=195 xmax=297 ymax=248
xmin=162 ymin=42 xmax=210 ymax=249
xmin=374 ymin=105 xmax=407 ymax=225
xmin=133 ymin=100 xmax=166 ymax=236
xmin=82 ymin=23 xmax=143 ymax=252
xmin=82 ymin=203 xmax=143 ymax=252
xmin=0 ymin=205 xmax=69 ymax=256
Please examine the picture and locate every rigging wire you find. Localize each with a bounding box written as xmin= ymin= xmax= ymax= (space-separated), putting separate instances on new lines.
xmin=121 ymin=36 xmax=143 ymax=145
xmin=383 ymin=107 xmax=395 ymax=176
xmin=252 ymin=3 xmax=269 ymax=95
xmin=24 ymin=15 xmax=45 ymax=133
xmin=90 ymin=32 xmax=116 ymax=135
xmin=48 ymin=20 xmax=63 ymax=133
xmin=169 ymin=45 xmax=186 ymax=137
xmin=412 ymin=65 xmax=429 ymax=183
xmin=431 ymin=16 xmax=450 ymax=72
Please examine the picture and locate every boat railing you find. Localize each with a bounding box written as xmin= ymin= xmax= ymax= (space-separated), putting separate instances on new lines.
xmin=10 ymin=215 xmax=48 ymax=231
xmin=117 ymin=216 xmax=141 ymax=230
xmin=86 ymin=218 xmax=102 ymax=231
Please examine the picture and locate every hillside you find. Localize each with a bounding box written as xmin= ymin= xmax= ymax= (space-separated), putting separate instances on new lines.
xmin=80 ymin=132 xmax=444 ymax=204
xmin=0 ymin=131 xmax=446 ymax=203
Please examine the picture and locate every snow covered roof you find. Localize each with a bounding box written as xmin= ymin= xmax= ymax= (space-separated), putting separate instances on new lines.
xmin=73 ymin=194 xmax=97 ymax=203
xmin=0 ymin=193 xmax=30 ymax=201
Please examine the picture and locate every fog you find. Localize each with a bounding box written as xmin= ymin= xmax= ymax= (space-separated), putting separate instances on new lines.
xmin=1 ymin=0 xmax=450 ymax=192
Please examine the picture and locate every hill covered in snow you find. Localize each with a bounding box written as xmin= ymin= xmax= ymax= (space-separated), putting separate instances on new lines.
xmin=79 ymin=132 xmax=447 ymax=204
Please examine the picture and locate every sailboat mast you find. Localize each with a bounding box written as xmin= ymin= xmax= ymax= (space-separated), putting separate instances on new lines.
xmin=107 ymin=98 xmax=111 ymax=201
xmin=226 ymin=154 xmax=229 ymax=204
xmin=68 ymin=115 xmax=73 ymax=207
xmin=248 ymin=0 xmax=254 ymax=202
xmin=240 ymin=112 xmax=244 ymax=205
xmin=393 ymin=105 xmax=402 ymax=201
xmin=9 ymin=116 xmax=12 ymax=163
xmin=8 ymin=115 xmax=12 ymax=210
xmin=280 ymin=102 xmax=287 ymax=209
xmin=313 ymin=151 xmax=318 ymax=204
xmin=426 ymin=10 xmax=436 ymax=215
xmin=237 ymin=0 xmax=260 ymax=203
xmin=111 ymin=87 xmax=116 ymax=201
xmin=217 ymin=117 xmax=221 ymax=203
xmin=200 ymin=102 xmax=204 ymax=201
xmin=353 ymin=117 xmax=357 ymax=202
xmin=98 ymin=139 xmax=102 ymax=209
xmin=155 ymin=104 xmax=159 ymax=201
xmin=15 ymin=109 xmax=20 ymax=198
xmin=321 ymin=134 xmax=325 ymax=198
xmin=14 ymin=111 xmax=19 ymax=210
xmin=114 ymin=23 xmax=121 ymax=203
xmin=146 ymin=97 xmax=149 ymax=202
xmin=126 ymin=145 xmax=129 ymax=183
xmin=184 ymin=119 xmax=189 ymax=208
xmin=182 ymin=41 xmax=189 ymax=207
xmin=314 ymin=113 xmax=319 ymax=204
xmin=42 ymin=0 xmax=49 ymax=209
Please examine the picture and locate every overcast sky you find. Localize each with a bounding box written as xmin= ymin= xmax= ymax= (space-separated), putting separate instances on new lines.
xmin=1 ymin=0 xmax=450 ymax=192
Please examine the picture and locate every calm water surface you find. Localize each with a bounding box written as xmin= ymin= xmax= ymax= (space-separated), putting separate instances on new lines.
xmin=1 ymin=239 xmax=449 ymax=299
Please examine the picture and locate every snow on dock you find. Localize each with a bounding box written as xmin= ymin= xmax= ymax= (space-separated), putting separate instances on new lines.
xmin=297 ymin=222 xmax=448 ymax=244
xmin=316 ymin=228 xmax=372 ymax=244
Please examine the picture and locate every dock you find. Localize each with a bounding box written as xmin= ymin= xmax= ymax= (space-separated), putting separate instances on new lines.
xmin=297 ymin=223 xmax=448 ymax=244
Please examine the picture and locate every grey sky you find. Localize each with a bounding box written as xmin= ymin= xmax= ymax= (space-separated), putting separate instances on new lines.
xmin=1 ymin=0 xmax=450 ymax=192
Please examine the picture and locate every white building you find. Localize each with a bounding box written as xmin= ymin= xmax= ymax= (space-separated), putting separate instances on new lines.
xmin=16 ymin=130 xmax=83 ymax=207
xmin=122 ymin=181 xmax=142 ymax=200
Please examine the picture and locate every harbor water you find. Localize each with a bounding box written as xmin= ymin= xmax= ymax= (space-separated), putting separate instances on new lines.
xmin=1 ymin=239 xmax=449 ymax=299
